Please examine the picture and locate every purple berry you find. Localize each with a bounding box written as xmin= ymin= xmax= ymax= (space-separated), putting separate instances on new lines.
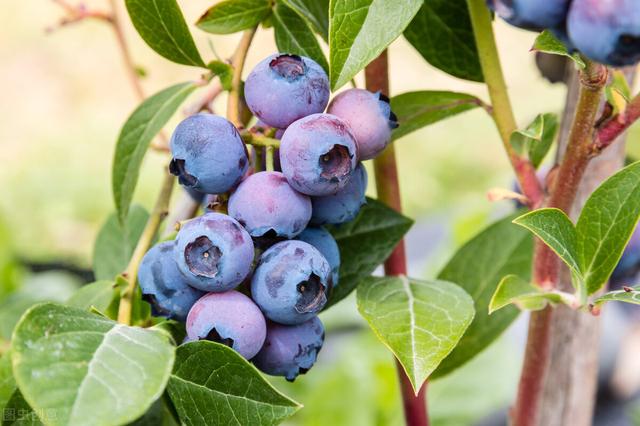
xmin=174 ymin=212 xmax=254 ymax=292
xmin=252 ymin=317 xmax=324 ymax=381
xmin=186 ymin=291 xmax=266 ymax=359
xmin=568 ymin=0 xmax=640 ymax=66
xmin=297 ymin=227 xmax=340 ymax=289
xmin=138 ymin=241 xmax=205 ymax=321
xmin=327 ymin=89 xmax=398 ymax=160
xmin=229 ymin=171 xmax=312 ymax=239
xmin=311 ymin=163 xmax=367 ymax=225
xmin=251 ymin=240 xmax=331 ymax=324
xmin=280 ymin=113 xmax=358 ymax=196
xmin=487 ymin=0 xmax=570 ymax=31
xmin=244 ymin=54 xmax=330 ymax=129
xmin=170 ymin=113 xmax=248 ymax=194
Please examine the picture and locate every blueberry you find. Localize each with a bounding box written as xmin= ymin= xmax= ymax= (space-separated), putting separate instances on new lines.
xmin=310 ymin=163 xmax=367 ymax=225
xmin=327 ymin=89 xmax=398 ymax=160
xmin=611 ymin=226 xmax=640 ymax=289
xmin=186 ymin=291 xmax=266 ymax=359
xmin=244 ymin=54 xmax=330 ymax=129
xmin=567 ymin=0 xmax=640 ymax=66
xmin=297 ymin=227 xmax=340 ymax=289
xmin=229 ymin=171 xmax=312 ymax=239
xmin=174 ymin=212 xmax=255 ymax=292
xmin=138 ymin=241 xmax=205 ymax=321
xmin=251 ymin=240 xmax=331 ymax=324
xmin=280 ymin=113 xmax=358 ymax=196
xmin=170 ymin=113 xmax=248 ymax=194
xmin=252 ymin=317 xmax=324 ymax=381
xmin=487 ymin=0 xmax=570 ymax=31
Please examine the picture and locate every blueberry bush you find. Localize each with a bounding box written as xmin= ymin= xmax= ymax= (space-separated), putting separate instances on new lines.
xmin=3 ymin=0 xmax=640 ymax=425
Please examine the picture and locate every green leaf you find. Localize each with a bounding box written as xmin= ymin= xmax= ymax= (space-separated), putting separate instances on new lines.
xmin=0 ymin=354 xmax=15 ymax=411
xmin=390 ymin=91 xmax=482 ymax=141
xmin=329 ymin=0 xmax=422 ymax=90
xmin=206 ymin=60 xmax=233 ymax=91
xmin=66 ymin=281 xmax=119 ymax=318
xmin=510 ymin=113 xmax=544 ymax=155
xmin=403 ymin=0 xmax=482 ymax=82
xmin=167 ymin=341 xmax=300 ymax=425
xmin=594 ymin=286 xmax=640 ymax=306
xmin=4 ymin=390 xmax=42 ymax=425
xmin=577 ymin=161 xmax=640 ymax=294
xmin=489 ymin=275 xmax=575 ymax=313
xmin=357 ymin=276 xmax=474 ymax=391
xmin=93 ymin=205 xmax=149 ymax=281
xmin=433 ymin=214 xmax=533 ymax=379
xmin=513 ymin=208 xmax=582 ymax=280
xmin=326 ymin=197 xmax=413 ymax=308
xmin=532 ymin=30 xmax=585 ymax=69
xmin=11 ymin=303 xmax=175 ymax=426
xmin=112 ymin=82 xmax=197 ymax=223
xmin=197 ymin=0 xmax=272 ymax=35
xmin=125 ymin=0 xmax=205 ymax=67
xmin=273 ymin=1 xmax=329 ymax=73
xmin=282 ymin=0 xmax=329 ymax=40
xmin=529 ymin=113 xmax=558 ymax=168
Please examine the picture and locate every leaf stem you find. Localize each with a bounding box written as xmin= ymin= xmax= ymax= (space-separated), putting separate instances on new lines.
xmin=466 ymin=0 xmax=544 ymax=208
xmin=227 ymin=27 xmax=258 ymax=128
xmin=366 ymin=51 xmax=429 ymax=426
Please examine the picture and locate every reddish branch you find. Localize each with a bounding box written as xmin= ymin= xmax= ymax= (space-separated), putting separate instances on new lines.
xmin=593 ymin=93 xmax=640 ymax=153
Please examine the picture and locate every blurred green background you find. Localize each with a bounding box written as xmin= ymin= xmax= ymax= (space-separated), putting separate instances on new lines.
xmin=2 ymin=1 xmax=639 ymax=425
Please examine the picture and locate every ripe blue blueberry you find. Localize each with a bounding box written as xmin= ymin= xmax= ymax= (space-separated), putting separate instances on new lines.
xmin=252 ymin=317 xmax=325 ymax=381
xmin=487 ymin=0 xmax=570 ymax=31
xmin=611 ymin=226 xmax=640 ymax=289
xmin=327 ymin=89 xmax=398 ymax=160
xmin=567 ymin=0 xmax=640 ymax=66
xmin=297 ymin=227 xmax=340 ymax=289
xmin=138 ymin=241 xmax=205 ymax=321
xmin=186 ymin=291 xmax=266 ymax=359
xmin=244 ymin=54 xmax=330 ymax=129
xmin=280 ymin=113 xmax=358 ymax=196
xmin=229 ymin=171 xmax=312 ymax=239
xmin=174 ymin=212 xmax=255 ymax=292
xmin=311 ymin=163 xmax=367 ymax=225
xmin=251 ymin=240 xmax=331 ymax=325
xmin=170 ymin=113 xmax=248 ymax=194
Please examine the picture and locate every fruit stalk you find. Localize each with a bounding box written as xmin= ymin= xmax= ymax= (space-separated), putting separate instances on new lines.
xmin=366 ymin=51 xmax=429 ymax=426
xmin=227 ymin=27 xmax=258 ymax=128
xmin=466 ymin=0 xmax=544 ymax=208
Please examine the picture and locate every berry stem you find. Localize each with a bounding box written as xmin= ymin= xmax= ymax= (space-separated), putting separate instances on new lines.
xmin=366 ymin=51 xmax=429 ymax=426
xmin=227 ymin=27 xmax=258 ymax=128
xmin=466 ymin=0 xmax=544 ymax=208
xmin=240 ymin=132 xmax=280 ymax=148
xmin=117 ymin=171 xmax=175 ymax=325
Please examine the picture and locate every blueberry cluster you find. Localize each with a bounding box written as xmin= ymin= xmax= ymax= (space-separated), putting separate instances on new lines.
xmin=487 ymin=0 xmax=640 ymax=66
xmin=138 ymin=53 xmax=397 ymax=381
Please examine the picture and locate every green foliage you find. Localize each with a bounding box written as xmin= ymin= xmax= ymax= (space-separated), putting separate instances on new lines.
xmin=125 ymin=0 xmax=205 ymax=67
xmin=0 ymin=353 xmax=15 ymax=413
xmin=433 ymin=214 xmax=533 ymax=379
xmin=532 ymin=30 xmax=585 ymax=69
xmin=594 ymin=286 xmax=640 ymax=307
xmin=357 ymin=276 xmax=474 ymax=391
xmin=390 ymin=91 xmax=482 ymax=141
xmin=273 ymin=1 xmax=329 ymax=72
xmin=66 ymin=281 xmax=119 ymax=318
xmin=489 ymin=275 xmax=575 ymax=313
xmin=112 ymin=82 xmax=197 ymax=223
xmin=93 ymin=205 xmax=149 ymax=281
xmin=404 ymin=0 xmax=483 ymax=82
xmin=510 ymin=113 xmax=559 ymax=167
xmin=11 ymin=303 xmax=175 ymax=426
xmin=206 ymin=61 xmax=234 ymax=91
xmin=326 ymin=197 xmax=413 ymax=308
xmin=167 ymin=341 xmax=300 ymax=425
xmin=197 ymin=0 xmax=272 ymax=35
xmin=283 ymin=0 xmax=330 ymax=40
xmin=328 ymin=0 xmax=422 ymax=90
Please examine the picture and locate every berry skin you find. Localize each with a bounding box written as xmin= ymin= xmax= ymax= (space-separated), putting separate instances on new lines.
xmin=174 ymin=212 xmax=255 ymax=292
xmin=170 ymin=113 xmax=248 ymax=194
xmin=611 ymin=226 xmax=640 ymax=289
xmin=228 ymin=171 xmax=312 ymax=239
xmin=567 ymin=0 xmax=640 ymax=66
xmin=487 ymin=0 xmax=570 ymax=31
xmin=327 ymin=89 xmax=398 ymax=160
xmin=138 ymin=241 xmax=205 ymax=321
xmin=244 ymin=54 xmax=330 ymax=129
xmin=186 ymin=291 xmax=267 ymax=359
xmin=251 ymin=240 xmax=331 ymax=325
xmin=280 ymin=113 xmax=358 ymax=196
xmin=252 ymin=317 xmax=324 ymax=381
xmin=297 ymin=227 xmax=340 ymax=289
xmin=311 ymin=163 xmax=367 ymax=225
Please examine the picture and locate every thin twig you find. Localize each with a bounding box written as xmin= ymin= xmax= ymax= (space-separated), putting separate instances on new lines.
xmin=227 ymin=28 xmax=258 ymax=127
